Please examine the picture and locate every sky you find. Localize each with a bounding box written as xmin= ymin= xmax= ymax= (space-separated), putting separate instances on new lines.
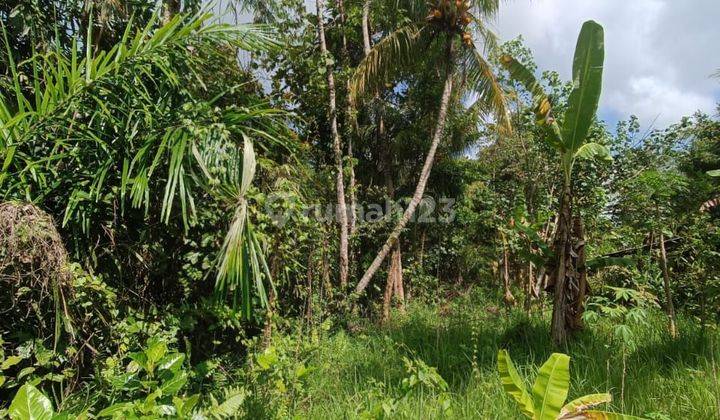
xmin=225 ymin=0 xmax=720 ymax=131
xmin=491 ymin=0 xmax=720 ymax=130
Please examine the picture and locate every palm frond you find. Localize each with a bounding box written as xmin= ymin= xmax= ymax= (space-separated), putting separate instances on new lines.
xmin=212 ymin=137 xmax=272 ymax=317
xmin=460 ymin=42 xmax=510 ymax=132
xmin=468 ymin=0 xmax=501 ymax=17
xmin=349 ymin=24 xmax=426 ymax=105
xmin=499 ymin=54 xmax=563 ymax=149
xmin=0 ymin=8 xmax=287 ymax=318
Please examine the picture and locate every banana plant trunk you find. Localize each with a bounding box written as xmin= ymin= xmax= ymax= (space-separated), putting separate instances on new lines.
xmin=550 ymin=181 xmax=573 ymax=345
xmin=569 ymin=215 xmax=588 ymax=330
xmin=316 ymin=0 xmax=350 ymax=290
xmin=549 ymin=181 xmax=590 ymax=344
xmin=355 ymin=39 xmax=455 ymax=296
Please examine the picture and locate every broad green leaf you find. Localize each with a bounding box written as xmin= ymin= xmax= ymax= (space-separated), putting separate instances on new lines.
xmin=706 ymin=169 xmax=720 ymax=177
xmin=9 ymin=384 xmax=54 ymax=420
xmin=159 ymin=371 xmax=187 ymax=396
xmin=499 ymin=55 xmax=552 ymax=122
xmin=499 ymin=55 xmax=563 ymax=150
xmin=576 ymin=411 xmax=647 ymax=419
xmin=2 ymin=355 xmax=23 ymax=370
xmin=145 ymin=340 xmax=168 ymax=365
xmin=173 ymin=394 xmax=200 ymax=417
xmin=560 ymin=393 xmax=612 ymax=418
xmin=574 ymin=143 xmax=612 ymax=162
xmin=532 ymin=353 xmax=570 ymax=420
xmin=497 ymin=350 xmax=534 ymax=417
xmin=97 ymin=402 xmax=133 ymax=417
xmin=256 ymin=348 xmax=279 ymax=370
xmin=561 ymin=20 xmax=604 ymax=153
xmin=158 ymin=353 xmax=185 ymax=373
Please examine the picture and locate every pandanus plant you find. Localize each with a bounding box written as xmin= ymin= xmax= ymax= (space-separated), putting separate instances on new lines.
xmin=498 ymin=350 xmax=645 ymax=419
xmin=500 ymin=21 xmax=611 ymax=345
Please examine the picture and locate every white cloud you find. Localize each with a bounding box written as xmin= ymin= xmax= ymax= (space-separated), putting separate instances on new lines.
xmin=492 ymin=0 xmax=720 ymax=129
xmin=607 ymin=76 xmax=716 ymax=127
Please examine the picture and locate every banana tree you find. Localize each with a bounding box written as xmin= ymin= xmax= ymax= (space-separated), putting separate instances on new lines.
xmin=497 ymin=350 xmax=645 ymax=419
xmin=500 ymin=21 xmax=611 ymax=345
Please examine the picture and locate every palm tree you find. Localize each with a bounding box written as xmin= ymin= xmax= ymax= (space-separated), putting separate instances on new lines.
xmin=500 ymin=21 xmax=609 ymax=344
xmin=351 ymin=0 xmax=510 ymax=296
xmin=360 ymin=0 xmax=403 ymax=319
xmin=0 ymin=9 xmax=284 ymax=319
xmin=315 ymin=0 xmax=350 ymax=290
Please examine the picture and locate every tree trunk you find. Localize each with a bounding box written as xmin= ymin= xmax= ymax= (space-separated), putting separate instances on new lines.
xmin=363 ymin=0 xmax=404 ymax=310
xmin=550 ymin=182 xmax=572 ymax=346
xmin=348 ymin=139 xmax=357 ymax=236
xmin=658 ymin=231 xmax=678 ymax=338
xmin=354 ymin=39 xmax=455 ymax=296
xmin=382 ymin=250 xmax=397 ymax=323
xmin=337 ymin=0 xmax=357 ymax=237
xmin=525 ymin=261 xmax=534 ymax=312
xmin=362 ymin=0 xmax=372 ymax=56
xmin=162 ymin=0 xmax=180 ymax=24
xmin=316 ymin=0 xmax=349 ymax=290
xmin=306 ymin=248 xmax=314 ymax=322
xmin=569 ymin=216 xmax=588 ymax=330
xmin=501 ymin=232 xmax=515 ymax=308
xmin=391 ymin=243 xmax=405 ymax=312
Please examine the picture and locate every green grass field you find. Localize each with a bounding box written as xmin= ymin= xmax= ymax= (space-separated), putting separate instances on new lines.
xmin=252 ymin=290 xmax=720 ymax=419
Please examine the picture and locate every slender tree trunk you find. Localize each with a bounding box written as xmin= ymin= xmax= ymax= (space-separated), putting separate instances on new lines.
xmin=354 ymin=40 xmax=455 ymax=296
xmin=658 ymin=231 xmax=678 ymax=338
xmin=362 ymin=0 xmax=372 ymax=56
xmin=392 ymin=243 xmax=405 ymax=312
xmin=382 ymin=252 xmax=397 ymax=323
xmin=501 ymin=233 xmax=515 ymax=308
xmin=550 ymin=181 xmax=572 ymax=345
xmin=337 ymin=0 xmax=358 ymax=237
xmin=525 ymin=262 xmax=533 ymax=313
xmin=162 ymin=0 xmax=180 ymax=24
xmin=316 ymin=0 xmax=349 ymax=289
xmin=363 ymin=0 xmax=402 ymax=310
xmin=306 ymin=248 xmax=314 ymax=322
xmin=348 ymin=139 xmax=357 ymax=235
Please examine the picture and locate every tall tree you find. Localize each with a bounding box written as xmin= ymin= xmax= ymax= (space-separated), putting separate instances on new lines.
xmin=315 ymin=0 xmax=350 ymax=289
xmin=359 ymin=0 xmax=404 ymax=317
xmin=351 ymin=0 xmax=510 ymax=295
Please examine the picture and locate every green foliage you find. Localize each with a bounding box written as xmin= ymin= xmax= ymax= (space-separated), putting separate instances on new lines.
xmin=8 ymin=383 xmax=54 ymax=420
xmin=500 ymin=20 xmax=610 ymax=179
xmin=498 ymin=350 xmax=643 ymax=419
xmin=1 ymin=1 xmax=720 ymax=420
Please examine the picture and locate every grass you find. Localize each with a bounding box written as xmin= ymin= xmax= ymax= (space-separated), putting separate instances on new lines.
xmin=262 ymin=289 xmax=720 ymax=419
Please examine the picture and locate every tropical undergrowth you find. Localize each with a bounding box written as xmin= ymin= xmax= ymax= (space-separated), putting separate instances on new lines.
xmin=259 ymin=288 xmax=720 ymax=419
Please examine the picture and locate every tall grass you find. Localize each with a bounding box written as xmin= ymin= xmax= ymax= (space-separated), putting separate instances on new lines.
xmin=266 ymin=289 xmax=720 ymax=419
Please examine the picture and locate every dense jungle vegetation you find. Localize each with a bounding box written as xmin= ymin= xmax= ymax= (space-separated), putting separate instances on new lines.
xmin=1 ymin=0 xmax=720 ymax=418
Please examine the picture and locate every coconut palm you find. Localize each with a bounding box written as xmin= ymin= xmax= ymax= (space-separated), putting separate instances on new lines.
xmin=351 ymin=0 xmax=510 ymax=296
